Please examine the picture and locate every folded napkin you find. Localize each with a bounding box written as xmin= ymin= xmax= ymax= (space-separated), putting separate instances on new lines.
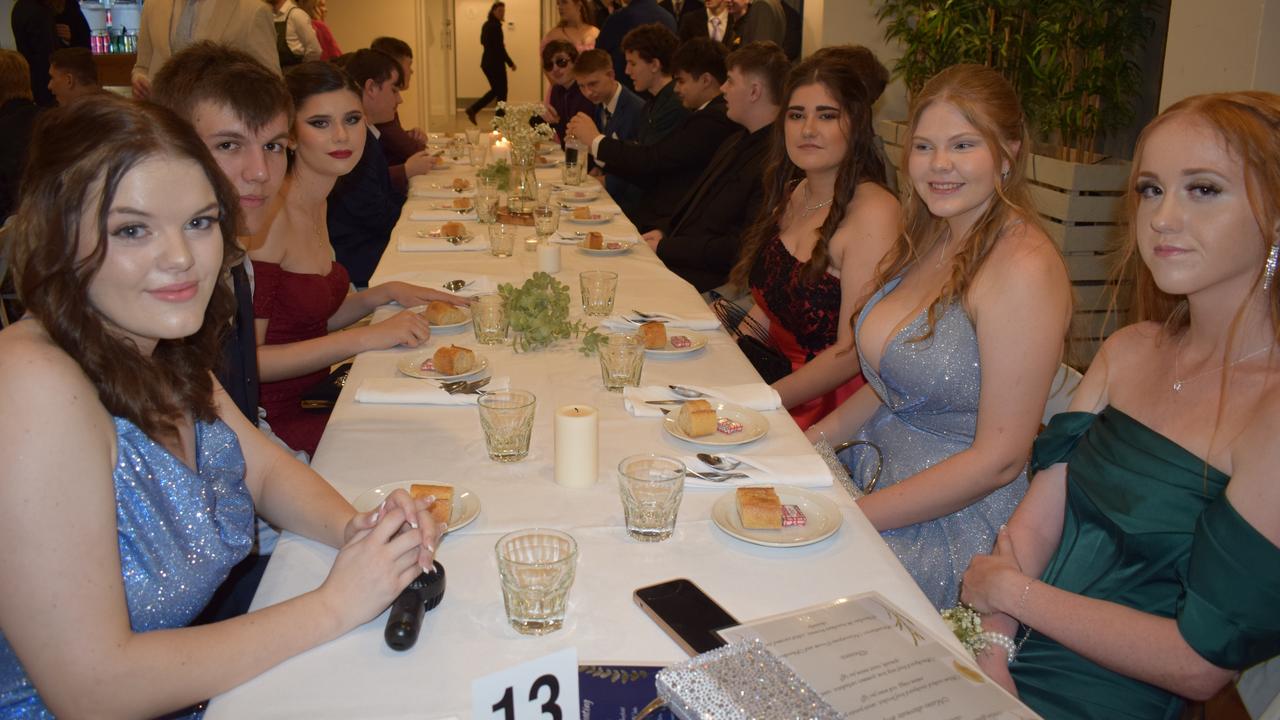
xmin=408 ymin=208 xmax=478 ymax=222
xmin=622 ymin=383 xmax=782 ymax=418
xmin=374 ymin=271 xmax=497 ymax=298
xmin=409 ymin=187 xmax=477 ymax=199
xmin=601 ymin=313 xmax=722 ymax=332
xmin=680 ymin=453 xmax=833 ymax=489
xmin=395 ymin=233 xmax=488 ymax=252
xmin=555 ymin=232 xmax=639 ymax=246
xmin=355 ymin=376 xmax=510 ymax=405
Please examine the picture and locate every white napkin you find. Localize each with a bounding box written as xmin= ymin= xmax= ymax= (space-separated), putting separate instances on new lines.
xmin=556 ymin=232 xmax=640 ymax=246
xmin=622 ymin=383 xmax=782 ymax=417
xmin=378 ymin=272 xmax=497 ymax=298
xmin=395 ymin=233 xmax=488 ymax=252
xmin=680 ymin=453 xmax=833 ymax=489
xmin=601 ymin=313 xmax=722 ymax=332
xmin=408 ymin=208 xmax=478 ymax=222
xmin=355 ymin=376 xmax=510 ymax=405
xmin=409 ymin=187 xmax=477 ymax=199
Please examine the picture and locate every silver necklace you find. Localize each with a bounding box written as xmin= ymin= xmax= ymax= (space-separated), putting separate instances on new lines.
xmin=802 ymin=182 xmax=834 ymax=216
xmin=1171 ymin=338 xmax=1271 ymax=392
xmin=935 ymin=229 xmax=951 ymax=268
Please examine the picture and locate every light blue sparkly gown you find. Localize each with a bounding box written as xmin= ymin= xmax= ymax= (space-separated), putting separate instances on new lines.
xmin=842 ymin=276 xmax=1028 ymax=610
xmin=0 ymin=416 xmax=255 ymax=718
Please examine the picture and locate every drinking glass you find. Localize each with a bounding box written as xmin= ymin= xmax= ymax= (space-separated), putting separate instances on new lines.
xmin=464 ymin=127 xmax=481 ymax=146
xmin=488 ymin=222 xmax=515 ymax=257
xmin=476 ymin=190 xmax=499 ymax=224
xmin=536 ymin=179 xmax=554 ymax=206
xmin=617 ymin=455 xmax=686 ymax=542
xmin=471 ymin=293 xmax=509 ymax=345
xmin=467 ymin=140 xmax=487 ymax=167
xmin=598 ymin=332 xmax=644 ymax=391
xmin=495 ymin=528 xmax=578 ymax=635
xmin=579 ymin=270 xmax=618 ymax=316
xmin=533 ymin=204 xmax=559 ymax=240
xmin=478 ymin=389 xmax=536 ymax=461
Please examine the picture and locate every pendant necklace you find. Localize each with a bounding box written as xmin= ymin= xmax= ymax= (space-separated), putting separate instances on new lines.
xmin=802 ymin=182 xmax=834 ymax=216
xmin=1171 ymin=339 xmax=1271 ymax=393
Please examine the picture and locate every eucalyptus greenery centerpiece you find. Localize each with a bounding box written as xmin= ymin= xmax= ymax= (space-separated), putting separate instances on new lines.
xmin=477 ymin=158 xmax=511 ymax=192
xmin=499 ymin=273 xmax=588 ymax=352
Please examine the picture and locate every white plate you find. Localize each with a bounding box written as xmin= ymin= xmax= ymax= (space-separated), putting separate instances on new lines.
xmin=405 ymin=304 xmax=472 ymax=332
xmin=645 ymin=330 xmax=708 ymax=356
xmin=565 ymin=212 xmax=615 ymax=225
xmin=536 ymin=157 xmax=559 ymax=168
xmin=578 ymin=240 xmax=634 ymax=256
xmin=397 ymin=349 xmax=489 ymax=380
xmin=662 ymin=401 xmax=768 ymax=446
xmin=429 ymin=202 xmax=473 ymax=212
xmin=352 ymin=482 xmax=480 ymax=535
xmin=421 ymin=228 xmax=477 ymax=245
xmin=558 ymin=188 xmax=601 ymax=203
xmin=710 ymin=486 xmax=842 ymax=547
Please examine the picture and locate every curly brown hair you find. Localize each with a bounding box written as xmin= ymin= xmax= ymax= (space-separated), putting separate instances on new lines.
xmin=10 ymin=95 xmax=244 ymax=443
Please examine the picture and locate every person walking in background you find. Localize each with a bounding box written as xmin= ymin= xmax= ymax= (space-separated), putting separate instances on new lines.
xmin=273 ymin=0 xmax=321 ymax=67
xmin=542 ymin=0 xmax=598 ymax=53
xmin=465 ymin=2 xmax=516 ymax=125
xmin=297 ymin=0 xmax=341 ymax=60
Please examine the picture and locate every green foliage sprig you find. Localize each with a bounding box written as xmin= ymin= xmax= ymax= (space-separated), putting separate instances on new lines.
xmin=577 ymin=327 xmax=609 ymax=356
xmin=498 ymin=272 xmax=587 ymax=352
xmin=477 ymin=158 xmax=511 ymax=192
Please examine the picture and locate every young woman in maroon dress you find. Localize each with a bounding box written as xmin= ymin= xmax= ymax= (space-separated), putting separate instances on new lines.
xmin=248 ymin=62 xmax=463 ymax=457
xmin=728 ymin=46 xmax=900 ymax=430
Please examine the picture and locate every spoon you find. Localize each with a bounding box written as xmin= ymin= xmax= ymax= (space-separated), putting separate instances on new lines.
xmin=696 ymin=453 xmax=742 ymax=471
xmin=668 ymin=385 xmax=706 ymax=398
xmin=443 ymin=279 xmax=472 ymax=292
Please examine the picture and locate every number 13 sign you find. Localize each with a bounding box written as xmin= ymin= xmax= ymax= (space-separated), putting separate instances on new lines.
xmin=472 ymin=647 xmax=581 ymax=720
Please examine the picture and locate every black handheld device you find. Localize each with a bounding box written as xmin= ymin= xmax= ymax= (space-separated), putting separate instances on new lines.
xmin=634 ymin=578 xmax=738 ymax=656
xmin=384 ymin=561 xmax=446 ymax=651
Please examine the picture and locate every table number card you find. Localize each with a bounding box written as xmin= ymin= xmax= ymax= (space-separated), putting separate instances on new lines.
xmin=472 ymin=647 xmax=580 ymax=720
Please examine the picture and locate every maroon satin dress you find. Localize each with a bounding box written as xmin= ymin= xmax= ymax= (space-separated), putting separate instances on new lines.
xmin=749 ymin=235 xmax=864 ymax=430
xmin=253 ymin=260 xmax=350 ymax=457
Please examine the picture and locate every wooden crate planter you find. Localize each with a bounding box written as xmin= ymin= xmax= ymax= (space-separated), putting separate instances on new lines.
xmin=878 ymin=119 xmax=1129 ymax=366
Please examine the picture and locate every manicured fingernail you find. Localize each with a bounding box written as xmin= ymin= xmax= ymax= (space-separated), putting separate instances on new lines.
xmin=409 ymin=518 xmax=419 ymax=529
xmin=422 ymin=563 xmax=433 ymax=575
xmin=372 ymin=499 xmax=387 ymax=523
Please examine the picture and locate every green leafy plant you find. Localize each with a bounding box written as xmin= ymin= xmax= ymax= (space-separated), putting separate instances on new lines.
xmin=477 ymin=158 xmax=511 ymax=192
xmin=498 ymin=272 xmax=587 ymax=352
xmin=577 ymin=327 xmax=609 ymax=356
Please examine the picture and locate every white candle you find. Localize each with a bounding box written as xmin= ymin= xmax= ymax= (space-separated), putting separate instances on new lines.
xmin=491 ymin=138 xmax=511 ymax=165
xmin=554 ymin=405 xmax=598 ymax=488
xmin=537 ymin=242 xmax=561 ymax=273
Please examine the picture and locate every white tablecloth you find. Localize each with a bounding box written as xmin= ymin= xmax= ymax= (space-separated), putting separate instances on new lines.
xmin=206 ymin=161 xmax=956 ymax=720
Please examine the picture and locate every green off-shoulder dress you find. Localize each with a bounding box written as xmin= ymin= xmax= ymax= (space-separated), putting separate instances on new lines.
xmin=1009 ymin=406 xmax=1280 ymax=719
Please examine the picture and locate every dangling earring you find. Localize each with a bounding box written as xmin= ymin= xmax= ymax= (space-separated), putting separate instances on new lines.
xmin=1264 ymin=242 xmax=1279 ymax=291
xmin=1001 ymin=168 xmax=1010 ymax=182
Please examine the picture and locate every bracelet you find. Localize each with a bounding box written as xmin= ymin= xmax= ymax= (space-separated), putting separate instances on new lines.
xmin=1015 ymin=578 xmax=1035 ymax=619
xmin=981 ymin=631 xmax=1019 ymax=664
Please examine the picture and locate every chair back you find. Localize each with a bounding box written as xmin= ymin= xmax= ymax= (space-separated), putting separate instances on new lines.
xmin=1043 ymin=363 xmax=1083 ymax=425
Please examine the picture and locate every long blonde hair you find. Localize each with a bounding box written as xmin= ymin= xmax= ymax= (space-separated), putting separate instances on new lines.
xmin=867 ymin=64 xmax=1042 ymax=342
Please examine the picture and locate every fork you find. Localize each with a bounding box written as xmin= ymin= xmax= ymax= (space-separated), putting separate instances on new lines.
xmin=685 ymin=469 xmax=750 ymax=482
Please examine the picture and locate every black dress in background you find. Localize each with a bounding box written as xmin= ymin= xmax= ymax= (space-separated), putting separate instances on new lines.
xmin=11 ymin=0 xmax=90 ymax=107
xmin=465 ymin=16 xmax=515 ymax=121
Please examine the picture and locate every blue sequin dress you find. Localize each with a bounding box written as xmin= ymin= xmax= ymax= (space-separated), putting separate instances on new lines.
xmin=842 ymin=276 xmax=1028 ymax=609
xmin=0 ymin=416 xmax=255 ymax=718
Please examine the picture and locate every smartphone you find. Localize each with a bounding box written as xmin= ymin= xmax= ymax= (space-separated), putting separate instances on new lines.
xmin=634 ymin=578 xmax=738 ymax=656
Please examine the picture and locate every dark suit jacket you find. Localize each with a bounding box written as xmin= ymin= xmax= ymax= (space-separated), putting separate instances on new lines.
xmin=679 ymin=7 xmax=733 ymax=43
xmin=596 ymin=83 xmax=646 ymax=211
xmin=596 ymin=94 xmax=737 ymax=231
xmin=658 ymin=0 xmax=703 ymax=21
xmin=0 ymin=98 xmax=40 ymax=220
xmin=728 ymin=0 xmax=785 ymax=48
xmin=377 ymin=112 xmax=426 ymax=196
xmin=549 ymin=81 xmax=596 ymax=144
xmin=328 ymin=128 xmax=405 ymax=287
xmin=656 ymin=124 xmax=771 ymax=292
xmin=12 ymin=0 xmax=57 ymax=106
xmin=638 ymin=81 xmax=689 ymax=146
xmin=219 ymin=261 xmax=261 ymax=425
xmin=595 ymin=0 xmax=676 ymax=91
xmin=480 ymin=18 xmax=514 ymax=70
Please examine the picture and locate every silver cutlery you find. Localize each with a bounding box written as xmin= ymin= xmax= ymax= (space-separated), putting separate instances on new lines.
xmin=645 ymin=400 xmax=687 ymax=406
xmin=624 ymin=316 xmax=668 ymax=325
xmin=685 ymin=469 xmax=750 ymax=482
xmin=668 ymin=385 xmax=707 ymax=398
xmin=631 ymin=310 xmax=669 ymax=320
xmin=696 ymin=452 xmax=743 ymax=471
xmin=416 ymin=230 xmax=471 ymax=245
xmin=442 ymin=279 xmax=473 ymax=292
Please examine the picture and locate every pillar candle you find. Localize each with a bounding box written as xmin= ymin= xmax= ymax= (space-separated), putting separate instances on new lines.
xmin=491 ymin=138 xmax=511 ymax=165
xmin=554 ymin=405 xmax=598 ymax=488
xmin=537 ymin=242 xmax=561 ymax=273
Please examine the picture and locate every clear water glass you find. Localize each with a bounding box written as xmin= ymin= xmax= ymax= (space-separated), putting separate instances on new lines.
xmin=476 ymin=191 xmax=499 ymax=224
xmin=471 ymin=293 xmax=509 ymax=345
xmin=598 ymin=332 xmax=644 ymax=391
xmin=495 ymin=528 xmax=578 ymax=635
xmin=488 ymin=222 xmax=514 ymax=257
xmin=579 ymin=270 xmax=618 ymax=316
xmin=477 ymin=390 xmax=536 ymax=462
xmin=617 ymin=455 xmax=686 ymax=542
xmin=533 ymin=204 xmax=559 ymax=240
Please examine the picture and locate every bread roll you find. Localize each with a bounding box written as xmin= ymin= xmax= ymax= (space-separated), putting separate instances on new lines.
xmin=439 ymin=221 xmax=466 ymax=237
xmin=433 ymin=345 xmax=476 ymax=375
xmin=640 ymin=321 xmax=667 ymax=349
xmin=675 ymin=399 xmax=717 ymax=437
xmin=452 ymin=197 xmax=473 ymax=209
xmin=573 ymin=206 xmax=592 ymax=220
xmin=451 ymin=177 xmax=471 ymax=191
xmin=586 ymin=231 xmax=604 ymax=249
xmin=409 ymin=483 xmax=454 ymax=526
xmin=423 ymin=301 xmax=467 ymax=325
xmin=736 ymin=487 xmax=782 ymax=529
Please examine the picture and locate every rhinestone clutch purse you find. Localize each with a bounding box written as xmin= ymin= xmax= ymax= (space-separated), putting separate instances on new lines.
xmin=655 ymin=640 xmax=840 ymax=719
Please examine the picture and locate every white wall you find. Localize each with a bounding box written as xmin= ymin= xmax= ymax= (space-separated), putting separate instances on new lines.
xmin=455 ymin=0 xmax=541 ymax=104
xmin=801 ymin=0 xmax=908 ymax=125
xmin=1161 ymin=0 xmax=1280 ymax=109
xmin=326 ymin=0 xmax=426 ymax=129
xmin=1 ymin=0 xmax=15 ymax=49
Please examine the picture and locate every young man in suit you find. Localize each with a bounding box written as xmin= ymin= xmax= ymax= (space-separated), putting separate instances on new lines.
xmin=621 ymin=23 xmax=687 ymax=145
xmin=569 ymin=48 xmax=645 ymax=208
xmin=327 ymin=49 xmax=407 ymax=287
xmin=568 ymin=37 xmax=738 ymax=231
xmin=595 ymin=0 xmax=676 ymax=91
xmin=679 ymin=0 xmax=733 ymax=44
xmin=644 ymin=41 xmax=787 ymax=294
xmin=369 ymin=36 xmax=438 ymax=196
xmin=658 ymin=0 xmax=703 ymax=21
xmin=725 ymin=0 xmax=785 ymax=48
xmin=131 ymin=0 xmax=280 ymax=100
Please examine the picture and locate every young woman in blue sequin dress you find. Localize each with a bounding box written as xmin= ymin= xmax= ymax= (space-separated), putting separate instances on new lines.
xmin=0 ymin=96 xmax=443 ymax=718
xmin=807 ymin=65 xmax=1072 ymax=609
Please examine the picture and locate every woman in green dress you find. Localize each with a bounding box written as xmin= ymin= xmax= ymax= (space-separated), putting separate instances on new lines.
xmin=959 ymin=91 xmax=1280 ymax=719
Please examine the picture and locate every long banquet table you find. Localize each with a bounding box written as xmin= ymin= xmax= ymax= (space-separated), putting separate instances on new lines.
xmin=206 ymin=157 xmax=958 ymax=719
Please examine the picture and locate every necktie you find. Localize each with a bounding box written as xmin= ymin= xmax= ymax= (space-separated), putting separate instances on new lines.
xmin=710 ymin=17 xmax=721 ymax=42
